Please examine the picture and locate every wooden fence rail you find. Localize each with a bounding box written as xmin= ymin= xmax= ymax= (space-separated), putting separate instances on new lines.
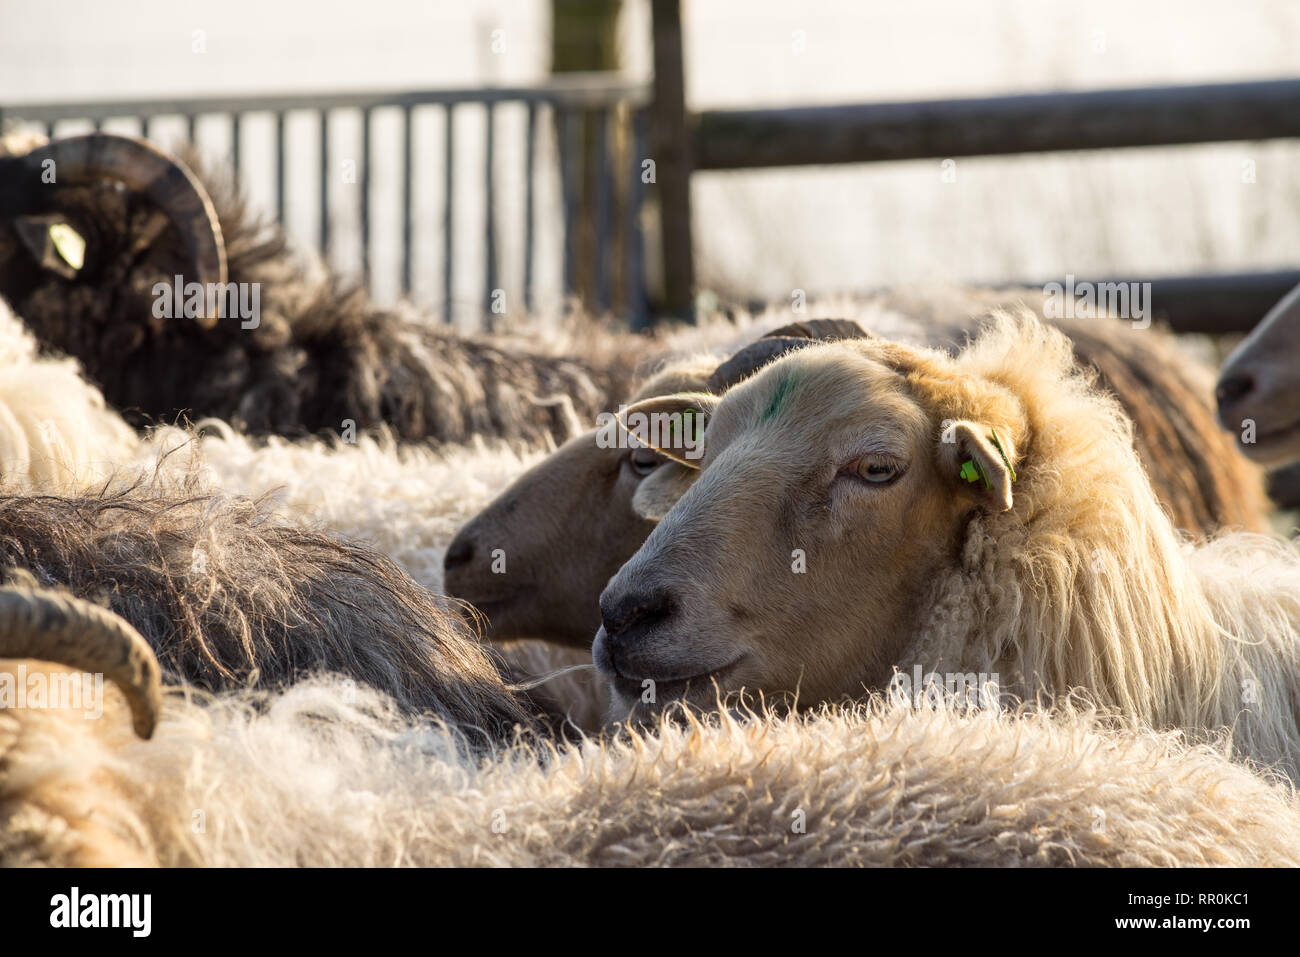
xmin=693 ymin=78 xmax=1300 ymax=170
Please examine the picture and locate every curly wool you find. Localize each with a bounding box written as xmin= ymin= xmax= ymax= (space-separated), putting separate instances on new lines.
xmin=3 ymin=678 xmax=1297 ymax=867
xmin=886 ymin=312 xmax=1300 ymax=780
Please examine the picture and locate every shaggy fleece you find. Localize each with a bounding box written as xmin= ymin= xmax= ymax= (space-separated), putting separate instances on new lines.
xmin=3 ymin=678 xmax=1298 ymax=867
xmin=0 ymin=298 xmax=136 ymax=489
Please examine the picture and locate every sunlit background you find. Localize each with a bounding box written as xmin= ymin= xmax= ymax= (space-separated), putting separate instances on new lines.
xmin=3 ymin=0 xmax=1298 ymax=318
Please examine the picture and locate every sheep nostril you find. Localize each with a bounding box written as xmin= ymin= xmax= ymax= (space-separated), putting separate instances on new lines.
xmin=443 ymin=538 xmax=475 ymax=572
xmin=1216 ymin=372 xmax=1255 ymax=408
xmin=600 ymin=589 xmax=675 ymax=645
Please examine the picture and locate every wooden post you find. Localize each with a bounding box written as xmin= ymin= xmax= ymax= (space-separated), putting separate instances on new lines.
xmin=650 ymin=0 xmax=694 ymax=320
xmin=551 ymin=0 xmax=622 ymax=310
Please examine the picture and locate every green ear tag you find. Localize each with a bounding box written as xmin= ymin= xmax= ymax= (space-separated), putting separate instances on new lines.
xmin=959 ymin=459 xmax=990 ymax=487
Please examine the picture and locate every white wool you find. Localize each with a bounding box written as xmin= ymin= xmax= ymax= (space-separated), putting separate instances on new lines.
xmin=4 ymin=290 xmax=1300 ymax=866
xmin=6 ymin=676 xmax=1299 ymax=867
xmin=0 ymin=298 xmax=138 ymax=489
xmin=140 ymin=421 xmax=540 ymax=594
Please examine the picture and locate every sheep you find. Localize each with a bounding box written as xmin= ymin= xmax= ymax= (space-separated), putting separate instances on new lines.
xmin=445 ymin=313 xmax=1268 ymax=658
xmin=0 ymin=480 xmax=537 ymax=744
xmin=0 ymin=133 xmax=645 ymax=447
xmin=595 ymin=310 xmax=1300 ymax=780
xmin=6 ymin=674 xmax=1300 ymax=866
xmin=1216 ymin=279 xmax=1300 ymax=466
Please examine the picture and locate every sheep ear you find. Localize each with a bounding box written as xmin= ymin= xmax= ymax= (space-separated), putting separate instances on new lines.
xmin=631 ymin=462 xmax=697 ymax=521
xmin=618 ymin=392 xmax=719 ymax=468
xmin=939 ymin=420 xmax=1018 ymax=511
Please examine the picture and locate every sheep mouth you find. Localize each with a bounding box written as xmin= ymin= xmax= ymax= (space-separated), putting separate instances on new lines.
xmin=608 ymin=655 xmax=749 ymax=703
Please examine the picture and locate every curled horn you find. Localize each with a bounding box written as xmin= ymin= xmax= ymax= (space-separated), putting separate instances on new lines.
xmin=0 ymin=134 xmax=227 ymax=325
xmin=0 ymin=587 xmax=162 ymax=739
xmin=706 ymin=317 xmax=874 ymax=393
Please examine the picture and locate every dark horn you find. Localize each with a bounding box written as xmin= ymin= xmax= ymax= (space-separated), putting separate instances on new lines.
xmin=706 ymin=318 xmax=874 ymax=392
xmin=2 ymin=134 xmax=226 ymax=325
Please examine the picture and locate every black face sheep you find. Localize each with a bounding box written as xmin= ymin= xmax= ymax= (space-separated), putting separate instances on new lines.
xmin=0 ymin=133 xmax=643 ymax=447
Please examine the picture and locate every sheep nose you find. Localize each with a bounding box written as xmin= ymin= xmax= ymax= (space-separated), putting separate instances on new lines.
xmin=1216 ymin=371 xmax=1255 ymax=412
xmin=443 ymin=535 xmax=475 ymax=572
xmin=599 ymin=588 xmax=675 ymax=647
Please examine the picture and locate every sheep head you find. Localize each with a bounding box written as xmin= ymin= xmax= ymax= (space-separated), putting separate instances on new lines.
xmin=443 ymin=356 xmax=715 ymax=647
xmin=1216 ymin=280 xmax=1300 ymax=466
xmin=593 ymin=332 xmax=1027 ymax=720
xmin=0 ymin=132 xmax=228 ymax=342
xmin=443 ymin=320 xmax=872 ymax=647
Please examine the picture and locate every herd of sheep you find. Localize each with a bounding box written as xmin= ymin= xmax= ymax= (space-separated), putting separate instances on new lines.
xmin=2 ymin=132 xmax=1300 ymax=867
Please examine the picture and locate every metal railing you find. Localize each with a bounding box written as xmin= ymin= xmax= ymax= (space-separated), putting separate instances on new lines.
xmin=2 ymin=72 xmax=652 ymax=328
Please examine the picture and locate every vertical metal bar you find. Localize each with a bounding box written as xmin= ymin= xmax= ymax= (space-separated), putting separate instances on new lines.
xmin=593 ymin=107 xmax=612 ymax=313
xmin=401 ymin=105 xmax=413 ymax=297
xmin=319 ymin=109 xmax=330 ymax=260
xmin=483 ymin=101 xmax=497 ymax=323
xmin=45 ymin=121 xmax=55 ymax=139
xmin=627 ymin=107 xmax=649 ymax=331
xmin=559 ymin=107 xmax=579 ymax=300
xmin=140 ymin=116 xmax=150 ymax=141
xmin=443 ymin=103 xmax=455 ymax=325
xmin=92 ymin=117 xmax=103 ymax=132
xmin=275 ymin=111 xmax=286 ymax=225
xmin=230 ymin=112 xmax=241 ymax=183
xmin=523 ymin=101 xmax=537 ymax=314
xmin=187 ymin=113 xmax=198 ymax=144
xmin=360 ymin=107 xmax=372 ymax=284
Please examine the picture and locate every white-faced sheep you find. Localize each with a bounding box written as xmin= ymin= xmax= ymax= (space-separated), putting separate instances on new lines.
xmin=5 ymin=668 xmax=1300 ymax=866
xmin=596 ymin=311 xmax=1300 ymax=780
xmin=445 ymin=313 xmax=1269 ymax=657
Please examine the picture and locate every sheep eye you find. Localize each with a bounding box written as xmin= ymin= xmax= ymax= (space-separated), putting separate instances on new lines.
xmin=851 ymin=457 xmax=902 ymax=485
xmin=628 ymin=446 xmax=662 ymax=476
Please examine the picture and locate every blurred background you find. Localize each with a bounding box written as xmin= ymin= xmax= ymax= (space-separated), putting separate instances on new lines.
xmin=3 ymin=0 xmax=1299 ymax=329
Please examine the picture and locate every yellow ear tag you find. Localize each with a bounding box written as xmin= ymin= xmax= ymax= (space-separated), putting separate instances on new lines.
xmin=48 ymin=223 xmax=86 ymax=270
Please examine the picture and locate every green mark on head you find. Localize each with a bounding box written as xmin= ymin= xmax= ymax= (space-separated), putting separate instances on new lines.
xmin=760 ymin=372 xmax=799 ymax=424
